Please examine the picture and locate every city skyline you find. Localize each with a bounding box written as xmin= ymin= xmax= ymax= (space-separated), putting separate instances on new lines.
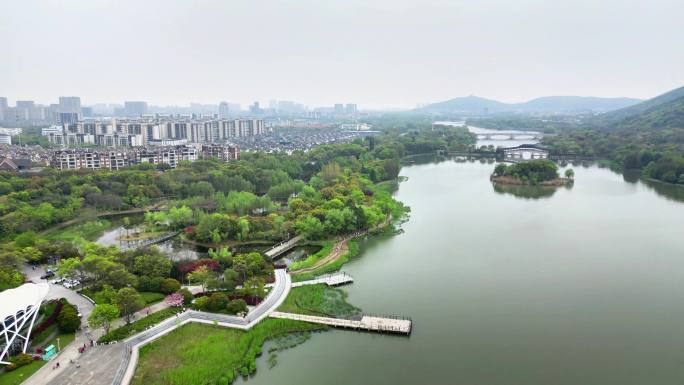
xmin=2 ymin=0 xmax=684 ymax=109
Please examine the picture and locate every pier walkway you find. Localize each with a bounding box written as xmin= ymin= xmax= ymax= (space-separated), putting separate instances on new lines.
xmin=291 ymin=272 xmax=354 ymax=287
xmin=269 ymin=311 xmax=412 ymax=335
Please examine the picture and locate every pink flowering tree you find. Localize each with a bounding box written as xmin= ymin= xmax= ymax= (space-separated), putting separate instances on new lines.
xmin=165 ymin=292 xmax=184 ymax=307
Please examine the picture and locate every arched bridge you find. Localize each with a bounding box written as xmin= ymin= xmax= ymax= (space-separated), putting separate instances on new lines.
xmin=476 ymin=131 xmax=545 ymax=141
xmin=503 ymin=144 xmax=549 ymax=161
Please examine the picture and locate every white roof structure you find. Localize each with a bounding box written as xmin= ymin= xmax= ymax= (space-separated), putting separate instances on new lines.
xmin=0 ymin=283 xmax=49 ymax=321
xmin=1 ymin=283 xmax=50 ymax=365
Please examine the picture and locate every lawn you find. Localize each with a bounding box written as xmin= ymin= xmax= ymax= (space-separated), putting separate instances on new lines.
xmin=0 ymin=360 xmax=47 ymax=385
xmin=132 ymin=319 xmax=326 ymax=385
xmin=140 ymin=292 xmax=165 ymax=305
xmin=277 ymin=283 xmax=361 ymax=318
xmin=45 ymin=332 xmax=76 ymax=353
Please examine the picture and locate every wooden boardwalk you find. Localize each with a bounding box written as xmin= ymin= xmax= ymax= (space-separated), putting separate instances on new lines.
xmin=119 ymin=231 xmax=180 ymax=250
xmin=264 ymin=235 xmax=303 ymax=258
xmin=270 ymin=311 xmax=412 ymax=335
xmin=291 ymin=272 xmax=354 ymax=287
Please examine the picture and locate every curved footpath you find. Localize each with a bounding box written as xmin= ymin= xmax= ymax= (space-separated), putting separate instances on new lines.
xmin=40 ymin=269 xmax=290 ymax=385
xmin=114 ymin=268 xmax=291 ymax=385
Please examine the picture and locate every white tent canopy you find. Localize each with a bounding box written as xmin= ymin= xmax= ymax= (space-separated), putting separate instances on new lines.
xmin=1 ymin=283 xmax=50 ymax=365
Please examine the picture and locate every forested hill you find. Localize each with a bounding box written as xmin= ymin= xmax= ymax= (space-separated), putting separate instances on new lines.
xmin=543 ymin=84 xmax=684 ymax=186
xmin=597 ymin=85 xmax=684 ymax=131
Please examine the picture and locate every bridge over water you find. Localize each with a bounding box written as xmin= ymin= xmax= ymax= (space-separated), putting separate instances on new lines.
xmin=476 ymin=131 xmax=545 ymax=141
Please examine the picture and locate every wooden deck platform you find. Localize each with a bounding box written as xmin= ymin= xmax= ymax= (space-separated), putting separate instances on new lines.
xmin=270 ymin=311 xmax=412 ymax=335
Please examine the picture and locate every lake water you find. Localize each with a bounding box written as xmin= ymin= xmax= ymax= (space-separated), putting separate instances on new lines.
xmin=239 ymin=157 xmax=684 ymax=385
xmin=435 ymin=120 xmax=542 ymax=148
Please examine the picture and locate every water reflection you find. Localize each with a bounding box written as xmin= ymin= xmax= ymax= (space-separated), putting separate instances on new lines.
xmin=274 ymin=245 xmax=323 ymax=267
xmin=492 ymin=183 xmax=561 ymax=200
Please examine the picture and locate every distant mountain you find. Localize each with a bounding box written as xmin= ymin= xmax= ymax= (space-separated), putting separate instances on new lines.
xmin=598 ymin=85 xmax=684 ymax=130
xmin=416 ymin=96 xmax=509 ymax=114
xmin=416 ymin=95 xmax=641 ymax=115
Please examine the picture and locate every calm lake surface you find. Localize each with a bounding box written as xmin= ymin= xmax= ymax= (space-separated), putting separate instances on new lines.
xmin=240 ymin=158 xmax=684 ymax=385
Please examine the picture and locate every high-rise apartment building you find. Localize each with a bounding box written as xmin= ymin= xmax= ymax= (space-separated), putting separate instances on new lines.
xmin=58 ymin=96 xmax=81 ymax=114
xmin=123 ymin=101 xmax=148 ymax=117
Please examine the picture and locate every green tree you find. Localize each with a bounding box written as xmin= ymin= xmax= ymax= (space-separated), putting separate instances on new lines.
xmin=133 ymin=254 xmax=172 ymax=279
xmin=115 ymin=287 xmax=145 ymax=325
xmin=223 ymin=268 xmax=240 ymax=291
xmin=88 ymin=304 xmax=120 ymax=334
xmin=14 ymin=231 xmax=38 ymax=248
xmin=57 ymin=303 xmax=81 ymax=333
xmin=565 ymin=168 xmax=575 ymax=179
xmin=187 ymin=266 xmax=213 ymax=292
xmin=168 ymin=205 xmax=194 ymax=229
xmin=94 ymin=285 xmax=118 ymax=304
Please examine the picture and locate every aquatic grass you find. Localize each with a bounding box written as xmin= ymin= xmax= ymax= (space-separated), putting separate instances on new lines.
xmin=278 ymin=283 xmax=360 ymax=318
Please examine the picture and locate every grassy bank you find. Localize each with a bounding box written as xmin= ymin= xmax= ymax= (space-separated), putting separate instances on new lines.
xmin=291 ymin=240 xmax=360 ymax=282
xmin=277 ymin=284 xmax=360 ymax=318
xmin=132 ymin=319 xmax=326 ymax=385
xmin=287 ymin=242 xmax=332 ymax=271
xmin=45 ymin=219 xmax=112 ymax=241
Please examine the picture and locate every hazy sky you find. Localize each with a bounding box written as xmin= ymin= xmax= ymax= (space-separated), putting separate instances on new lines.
xmin=2 ymin=0 xmax=683 ymax=109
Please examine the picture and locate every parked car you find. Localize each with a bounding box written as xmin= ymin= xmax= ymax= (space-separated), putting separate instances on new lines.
xmin=50 ymin=277 xmax=64 ymax=284
xmin=40 ymin=271 xmax=55 ymax=279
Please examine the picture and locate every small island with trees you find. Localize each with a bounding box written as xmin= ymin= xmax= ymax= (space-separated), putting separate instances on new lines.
xmin=491 ymin=159 xmax=574 ymax=186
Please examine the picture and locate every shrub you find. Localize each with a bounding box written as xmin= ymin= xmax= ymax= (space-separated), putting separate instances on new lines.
xmin=5 ymin=353 xmax=34 ymax=371
xmin=179 ymin=288 xmax=193 ymax=306
xmin=226 ymin=299 xmax=248 ymax=315
xmin=192 ymin=296 xmax=210 ymax=311
xmin=165 ymin=292 xmax=184 ymax=307
xmin=30 ymin=300 xmax=63 ymax=340
xmin=160 ymin=278 xmax=181 ymax=294
xmin=207 ymin=293 xmax=228 ymax=312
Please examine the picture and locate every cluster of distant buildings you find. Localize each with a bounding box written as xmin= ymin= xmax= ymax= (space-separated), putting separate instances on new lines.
xmin=41 ymin=117 xmax=267 ymax=147
xmin=0 ymin=96 xmax=363 ymax=127
xmin=0 ymin=95 xmax=372 ymax=173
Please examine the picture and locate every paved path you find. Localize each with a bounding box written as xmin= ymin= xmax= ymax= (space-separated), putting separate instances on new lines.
xmin=22 ymin=265 xmax=175 ymax=385
xmin=112 ymin=269 xmax=291 ymax=385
